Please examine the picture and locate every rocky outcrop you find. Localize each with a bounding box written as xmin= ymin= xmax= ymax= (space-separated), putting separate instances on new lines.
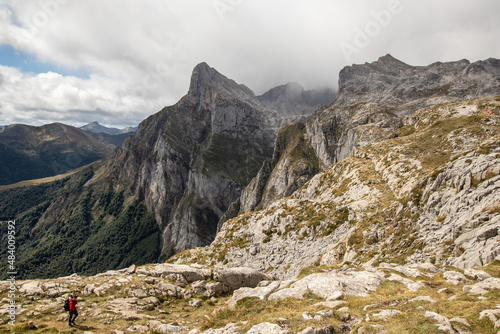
xmin=224 ymin=55 xmax=500 ymax=228
xmin=307 ymin=55 xmax=500 ymax=167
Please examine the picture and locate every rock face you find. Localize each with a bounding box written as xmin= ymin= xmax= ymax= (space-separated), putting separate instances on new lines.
xmin=3 ymin=55 xmax=500 ymax=281
xmin=220 ymin=123 xmax=321 ymax=225
xmin=106 ymin=63 xmax=305 ymax=253
xmin=307 ymin=54 xmax=500 ymax=168
xmin=221 ymin=55 xmax=500 ymax=228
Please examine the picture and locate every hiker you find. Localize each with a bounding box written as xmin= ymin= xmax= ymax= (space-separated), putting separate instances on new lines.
xmin=68 ymin=295 xmax=78 ymax=326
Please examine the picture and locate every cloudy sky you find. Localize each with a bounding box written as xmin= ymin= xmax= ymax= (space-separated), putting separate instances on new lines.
xmin=0 ymin=0 xmax=499 ymax=128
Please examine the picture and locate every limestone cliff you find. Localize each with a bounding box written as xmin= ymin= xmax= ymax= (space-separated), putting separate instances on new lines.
xmin=104 ymin=63 xmax=304 ymax=254
xmin=230 ymin=55 xmax=500 ymax=222
xmin=257 ymin=82 xmax=335 ymax=116
xmin=307 ymin=55 xmax=500 ymax=167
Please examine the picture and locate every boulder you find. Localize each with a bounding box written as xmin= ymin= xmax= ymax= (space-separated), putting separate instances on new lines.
xmin=269 ymin=270 xmax=384 ymax=300
xmin=228 ymin=281 xmax=280 ymax=310
xmin=372 ymin=310 xmax=402 ymax=321
xmin=127 ymin=264 xmax=137 ymax=274
xmin=156 ymin=282 xmax=182 ymax=297
xmin=443 ymin=271 xmax=470 ymax=285
xmin=129 ymin=288 xmax=148 ymax=298
xmin=245 ymin=322 xmax=289 ymax=334
xmin=464 ymin=268 xmax=492 ymax=281
xmin=156 ymin=323 xmax=190 ymax=333
xmin=425 ymin=311 xmax=456 ymax=333
xmin=94 ymin=283 xmax=112 ymax=296
xmin=189 ymin=299 xmax=202 ymax=308
xmin=214 ymin=267 xmax=269 ymax=290
xmin=463 ymin=277 xmax=500 ymax=294
xmin=199 ymin=322 xmax=241 ymax=334
xmin=19 ymin=281 xmax=44 ymax=295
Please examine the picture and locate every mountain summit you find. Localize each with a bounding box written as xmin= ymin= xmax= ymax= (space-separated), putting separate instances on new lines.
xmin=187 ymin=62 xmax=258 ymax=107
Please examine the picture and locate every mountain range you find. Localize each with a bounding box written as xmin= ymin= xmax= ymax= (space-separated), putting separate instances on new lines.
xmin=80 ymin=121 xmax=138 ymax=135
xmin=0 ymin=55 xmax=499 ymax=282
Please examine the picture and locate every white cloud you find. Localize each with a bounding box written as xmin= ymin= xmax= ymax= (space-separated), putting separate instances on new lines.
xmin=0 ymin=0 xmax=499 ymax=127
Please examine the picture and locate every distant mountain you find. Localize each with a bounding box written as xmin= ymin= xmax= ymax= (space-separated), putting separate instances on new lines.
xmin=0 ymin=123 xmax=117 ymax=185
xmin=257 ymin=82 xmax=335 ymax=116
xmin=81 ymin=121 xmax=137 ymax=135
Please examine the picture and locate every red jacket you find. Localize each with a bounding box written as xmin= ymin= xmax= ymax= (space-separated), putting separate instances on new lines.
xmin=68 ymin=299 xmax=77 ymax=313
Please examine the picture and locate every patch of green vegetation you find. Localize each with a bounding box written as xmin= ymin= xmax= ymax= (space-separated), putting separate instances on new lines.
xmin=262 ymin=227 xmax=277 ymax=243
xmin=273 ymin=123 xmax=321 ymax=172
xmin=395 ymin=125 xmax=416 ymax=137
xmin=436 ymin=215 xmax=447 ymax=223
xmin=0 ymin=170 xmax=162 ymax=279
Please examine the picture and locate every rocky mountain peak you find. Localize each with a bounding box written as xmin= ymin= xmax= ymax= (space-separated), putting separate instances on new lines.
xmin=336 ymin=55 xmax=500 ymax=111
xmin=187 ymin=62 xmax=257 ymax=106
xmin=377 ymin=53 xmax=411 ymax=65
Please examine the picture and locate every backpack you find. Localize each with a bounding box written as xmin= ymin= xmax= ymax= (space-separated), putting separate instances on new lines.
xmin=63 ymin=298 xmax=70 ymax=311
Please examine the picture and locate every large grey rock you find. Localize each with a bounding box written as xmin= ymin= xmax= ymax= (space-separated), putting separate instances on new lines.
xmin=214 ymin=267 xmax=269 ymax=290
xmin=19 ymin=281 xmax=44 ymax=295
xmin=156 ymin=281 xmax=183 ymax=297
xmin=425 ymin=311 xmax=458 ymax=333
xmin=463 ymin=277 xmax=500 ymax=294
xmin=443 ymin=271 xmax=470 ymax=285
xmin=228 ymin=281 xmax=280 ymax=310
xmin=156 ymin=323 xmax=190 ymax=333
xmin=245 ymin=322 xmax=289 ymax=334
xmin=199 ymin=323 xmax=241 ymax=334
xmin=307 ymin=55 xmax=500 ymax=167
xmin=464 ymin=268 xmax=492 ymax=281
xmin=269 ymin=270 xmax=384 ymax=300
xmin=372 ymin=309 xmax=403 ymax=321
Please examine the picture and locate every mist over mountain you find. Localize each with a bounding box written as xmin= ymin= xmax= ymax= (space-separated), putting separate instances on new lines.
xmin=257 ymin=82 xmax=336 ymax=116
